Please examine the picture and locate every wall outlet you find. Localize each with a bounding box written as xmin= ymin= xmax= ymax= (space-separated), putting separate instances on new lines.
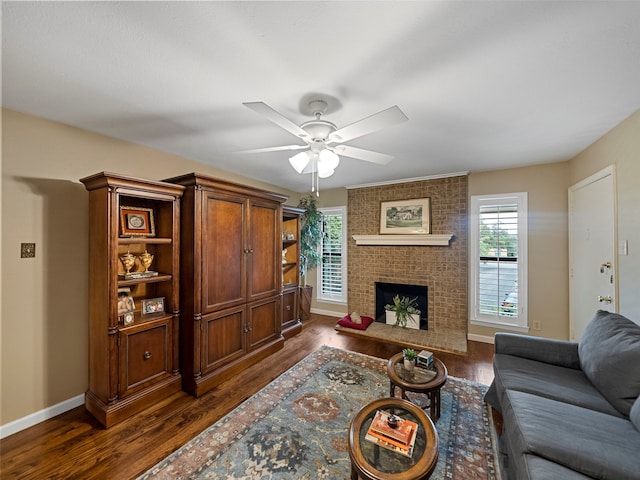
xmin=533 ymin=321 xmax=541 ymax=331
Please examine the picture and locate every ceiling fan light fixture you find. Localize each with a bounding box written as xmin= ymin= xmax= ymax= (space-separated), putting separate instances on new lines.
xmin=289 ymin=151 xmax=310 ymax=173
xmin=318 ymin=168 xmax=335 ymax=179
xmin=318 ymin=149 xmax=340 ymax=170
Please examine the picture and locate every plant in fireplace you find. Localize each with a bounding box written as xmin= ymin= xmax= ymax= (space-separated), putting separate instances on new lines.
xmin=385 ymin=295 xmax=421 ymax=328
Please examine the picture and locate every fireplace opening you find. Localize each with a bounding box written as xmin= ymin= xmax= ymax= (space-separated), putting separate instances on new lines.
xmin=375 ymin=282 xmax=428 ymax=330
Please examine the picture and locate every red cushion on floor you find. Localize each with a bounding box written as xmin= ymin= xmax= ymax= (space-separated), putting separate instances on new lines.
xmin=337 ymin=314 xmax=374 ymax=330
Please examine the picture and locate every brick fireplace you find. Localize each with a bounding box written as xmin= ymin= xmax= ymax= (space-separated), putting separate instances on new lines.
xmin=347 ymin=175 xmax=468 ymax=342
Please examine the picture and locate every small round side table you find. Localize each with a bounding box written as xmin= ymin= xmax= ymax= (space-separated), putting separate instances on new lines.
xmin=348 ymin=397 xmax=439 ymax=480
xmin=387 ymin=352 xmax=448 ymax=420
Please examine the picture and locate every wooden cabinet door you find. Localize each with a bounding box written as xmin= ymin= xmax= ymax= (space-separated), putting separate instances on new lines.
xmin=247 ymin=199 xmax=280 ymax=302
xmin=201 ymin=190 xmax=246 ymax=313
xmin=281 ymin=288 xmax=298 ymax=330
xmin=201 ymin=306 xmax=246 ymax=375
xmin=247 ymin=297 xmax=280 ymax=351
xmin=119 ymin=318 xmax=172 ymax=398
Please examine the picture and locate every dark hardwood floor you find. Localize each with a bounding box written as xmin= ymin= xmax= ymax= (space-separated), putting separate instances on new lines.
xmin=0 ymin=314 xmax=495 ymax=480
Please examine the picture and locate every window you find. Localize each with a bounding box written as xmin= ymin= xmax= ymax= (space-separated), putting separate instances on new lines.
xmin=317 ymin=207 xmax=347 ymax=303
xmin=470 ymin=193 xmax=528 ymax=330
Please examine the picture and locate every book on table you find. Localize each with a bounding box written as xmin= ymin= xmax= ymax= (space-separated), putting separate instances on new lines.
xmin=365 ymin=410 xmax=418 ymax=457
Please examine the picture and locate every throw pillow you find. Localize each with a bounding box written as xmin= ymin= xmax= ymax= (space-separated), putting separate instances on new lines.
xmin=337 ymin=314 xmax=374 ymax=331
xmin=578 ymin=310 xmax=640 ymax=416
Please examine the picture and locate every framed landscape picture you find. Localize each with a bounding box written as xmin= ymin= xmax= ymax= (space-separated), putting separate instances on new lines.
xmin=380 ymin=198 xmax=431 ymax=234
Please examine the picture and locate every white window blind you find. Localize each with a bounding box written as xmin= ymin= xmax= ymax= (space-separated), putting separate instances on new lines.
xmin=317 ymin=207 xmax=347 ymax=303
xmin=470 ymin=193 xmax=528 ymax=330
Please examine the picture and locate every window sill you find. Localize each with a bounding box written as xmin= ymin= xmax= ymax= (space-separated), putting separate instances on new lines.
xmin=317 ymin=297 xmax=348 ymax=305
xmin=352 ymin=234 xmax=454 ymax=246
xmin=471 ymin=318 xmax=529 ymax=333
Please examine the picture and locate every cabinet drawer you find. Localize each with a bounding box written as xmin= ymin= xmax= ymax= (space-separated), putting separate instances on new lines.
xmin=119 ymin=318 xmax=171 ymax=397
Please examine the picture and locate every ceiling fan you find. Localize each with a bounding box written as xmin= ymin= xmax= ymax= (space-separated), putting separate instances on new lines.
xmin=239 ymin=97 xmax=408 ymax=193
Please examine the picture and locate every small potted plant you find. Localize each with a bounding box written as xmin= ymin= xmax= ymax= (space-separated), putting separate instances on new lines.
xmin=385 ymin=295 xmax=421 ymax=328
xmin=403 ymin=348 xmax=418 ymax=371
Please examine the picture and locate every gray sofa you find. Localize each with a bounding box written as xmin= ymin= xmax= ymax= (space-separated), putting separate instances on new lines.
xmin=484 ymin=310 xmax=640 ymax=480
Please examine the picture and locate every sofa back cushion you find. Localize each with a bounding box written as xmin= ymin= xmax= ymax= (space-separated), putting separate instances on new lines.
xmin=578 ymin=310 xmax=640 ymax=416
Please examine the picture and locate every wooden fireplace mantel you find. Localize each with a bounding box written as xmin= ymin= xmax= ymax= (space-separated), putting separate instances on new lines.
xmin=352 ymin=234 xmax=454 ymax=246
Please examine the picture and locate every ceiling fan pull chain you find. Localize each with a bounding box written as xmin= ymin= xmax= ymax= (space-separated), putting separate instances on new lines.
xmin=311 ymin=158 xmax=315 ymax=193
xmin=310 ymin=156 xmax=320 ymax=196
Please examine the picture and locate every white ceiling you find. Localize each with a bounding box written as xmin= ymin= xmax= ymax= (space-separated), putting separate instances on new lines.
xmin=3 ymin=1 xmax=640 ymax=192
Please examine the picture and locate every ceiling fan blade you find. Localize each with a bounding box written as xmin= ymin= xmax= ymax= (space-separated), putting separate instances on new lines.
xmin=329 ymin=105 xmax=408 ymax=143
xmin=236 ymin=144 xmax=307 ymax=154
xmin=243 ymin=102 xmax=310 ymax=140
xmin=332 ymin=145 xmax=394 ymax=165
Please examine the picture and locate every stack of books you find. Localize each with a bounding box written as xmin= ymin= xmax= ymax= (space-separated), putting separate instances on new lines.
xmin=365 ymin=410 xmax=418 ymax=457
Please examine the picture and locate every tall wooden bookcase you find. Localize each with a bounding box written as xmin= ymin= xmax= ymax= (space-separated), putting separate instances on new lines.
xmin=165 ymin=173 xmax=287 ymax=396
xmin=282 ymin=205 xmax=304 ymax=338
xmin=80 ymin=172 xmax=184 ymax=427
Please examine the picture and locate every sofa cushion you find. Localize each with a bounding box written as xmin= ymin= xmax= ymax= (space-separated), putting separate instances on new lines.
xmin=493 ymin=353 xmax=623 ymax=417
xmin=503 ymin=390 xmax=640 ymax=480
xmin=336 ymin=314 xmax=373 ymax=330
xmin=522 ymin=454 xmax=596 ymax=480
xmin=578 ymin=310 xmax=640 ymax=416
xmin=631 ymin=396 xmax=640 ymax=432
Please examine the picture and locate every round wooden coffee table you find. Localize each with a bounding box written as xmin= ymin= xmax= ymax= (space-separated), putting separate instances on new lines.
xmin=387 ymin=352 xmax=448 ymax=420
xmin=348 ymin=397 xmax=438 ymax=480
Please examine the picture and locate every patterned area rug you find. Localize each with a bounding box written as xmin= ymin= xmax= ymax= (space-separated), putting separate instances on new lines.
xmin=138 ymin=346 xmax=499 ymax=479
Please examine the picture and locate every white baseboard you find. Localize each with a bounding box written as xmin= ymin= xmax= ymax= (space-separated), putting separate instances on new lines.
xmin=467 ymin=333 xmax=495 ymax=344
xmin=309 ymin=307 xmax=347 ymax=318
xmin=0 ymin=394 xmax=85 ymax=439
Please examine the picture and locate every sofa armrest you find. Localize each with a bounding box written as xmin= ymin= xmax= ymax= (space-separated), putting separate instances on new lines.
xmin=494 ymin=333 xmax=581 ymax=369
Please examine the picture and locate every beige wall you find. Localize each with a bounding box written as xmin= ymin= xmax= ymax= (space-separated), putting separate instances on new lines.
xmin=0 ymin=108 xmax=295 ymax=425
xmin=468 ymin=162 xmax=570 ymax=340
xmin=3 ymin=105 xmax=639 ymax=427
xmin=568 ymin=109 xmax=640 ymax=320
xmin=468 ymin=107 xmax=640 ymax=340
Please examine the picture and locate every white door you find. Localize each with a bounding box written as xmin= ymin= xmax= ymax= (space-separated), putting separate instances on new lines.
xmin=569 ymin=166 xmax=617 ymax=340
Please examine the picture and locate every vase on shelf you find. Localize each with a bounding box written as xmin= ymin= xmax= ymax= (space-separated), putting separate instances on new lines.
xmin=120 ymin=251 xmax=136 ymax=274
xmin=138 ymin=250 xmax=154 ymax=272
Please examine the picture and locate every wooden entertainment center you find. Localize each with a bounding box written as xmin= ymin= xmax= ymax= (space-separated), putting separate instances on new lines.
xmin=81 ymin=172 xmax=303 ymax=426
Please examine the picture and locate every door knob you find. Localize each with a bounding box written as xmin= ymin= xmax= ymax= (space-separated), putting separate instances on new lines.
xmin=600 ymin=262 xmax=612 ymax=273
xmin=597 ymin=295 xmax=612 ymax=304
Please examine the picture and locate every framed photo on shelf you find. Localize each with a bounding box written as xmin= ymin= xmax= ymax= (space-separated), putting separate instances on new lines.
xmin=120 ymin=206 xmax=155 ymax=237
xmin=117 ymin=287 xmax=136 ymax=316
xmin=141 ymin=297 xmax=165 ymax=315
xmin=380 ymin=198 xmax=431 ymax=234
